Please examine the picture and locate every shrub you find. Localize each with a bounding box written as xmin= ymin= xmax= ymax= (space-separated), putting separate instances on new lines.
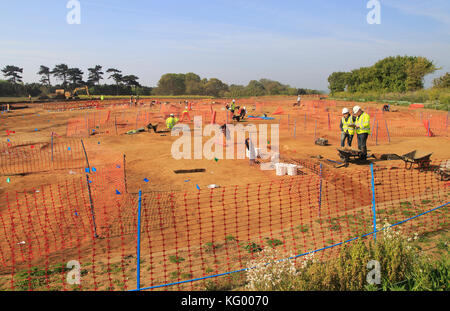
xmin=246 ymin=248 xmax=302 ymax=291
xmin=244 ymin=223 xmax=449 ymax=291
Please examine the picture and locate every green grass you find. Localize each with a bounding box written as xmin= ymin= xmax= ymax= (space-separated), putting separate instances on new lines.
xmin=204 ymin=242 xmax=222 ymax=253
xmin=243 ymin=242 xmax=263 ymax=254
xmin=181 ymin=273 xmax=193 ymax=279
xmin=297 ymin=224 xmax=309 ymax=233
xmin=400 ymin=201 xmax=412 ymax=207
xmin=169 ymin=255 xmax=185 ymax=264
xmin=11 ymin=263 xmax=79 ymax=291
xmin=170 ymin=271 xmax=180 ymax=280
xmin=225 ymin=235 xmax=236 ymax=242
xmin=265 ymin=238 xmax=284 ymax=248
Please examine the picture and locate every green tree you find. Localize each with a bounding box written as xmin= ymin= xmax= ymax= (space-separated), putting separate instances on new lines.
xmin=122 ymin=75 xmax=140 ymax=94
xmin=405 ymin=57 xmax=437 ymax=91
xmin=327 ymin=72 xmax=350 ymax=94
xmin=106 ymin=68 xmax=123 ymax=95
xmin=185 ymin=72 xmax=203 ymax=95
xmin=87 ymin=65 xmax=104 ymax=85
xmin=67 ymin=68 xmax=84 ymax=87
xmin=245 ymin=80 xmax=266 ymax=96
xmin=2 ymin=65 xmax=23 ymax=84
xmin=432 ymin=72 xmax=450 ymax=89
xmin=52 ymin=64 xmax=69 ymax=87
xmin=329 ymin=56 xmax=437 ymax=94
xmin=228 ymin=84 xmax=246 ymax=97
xmin=259 ymin=79 xmax=287 ymax=95
xmin=37 ymin=65 xmax=51 ymax=86
xmin=121 ymin=75 xmax=140 ymax=87
xmin=203 ymin=78 xmax=228 ymax=97
xmin=157 ymin=73 xmax=186 ymax=95
xmin=373 ymin=56 xmax=408 ymax=92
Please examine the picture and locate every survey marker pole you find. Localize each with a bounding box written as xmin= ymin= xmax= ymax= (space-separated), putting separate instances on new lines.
xmin=136 ymin=190 xmax=142 ymax=290
xmin=370 ymin=164 xmax=377 ymax=243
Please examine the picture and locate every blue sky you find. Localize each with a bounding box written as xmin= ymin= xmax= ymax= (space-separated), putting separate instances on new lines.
xmin=0 ymin=0 xmax=449 ymax=90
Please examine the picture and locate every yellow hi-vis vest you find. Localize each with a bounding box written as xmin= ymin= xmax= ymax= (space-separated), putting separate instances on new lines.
xmin=342 ymin=116 xmax=355 ymax=135
xmin=166 ymin=117 xmax=179 ymax=129
xmin=355 ymin=112 xmax=371 ymax=135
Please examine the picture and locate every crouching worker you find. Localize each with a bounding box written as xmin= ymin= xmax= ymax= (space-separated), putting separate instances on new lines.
xmin=239 ymin=106 xmax=247 ymax=120
xmin=166 ymin=113 xmax=179 ymax=130
xmin=146 ymin=123 xmax=158 ymax=133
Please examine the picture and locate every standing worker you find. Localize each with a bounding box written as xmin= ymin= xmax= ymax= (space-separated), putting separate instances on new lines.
xmin=166 ymin=113 xmax=179 ymax=130
xmin=353 ymin=106 xmax=371 ymax=160
xmin=340 ymin=108 xmax=355 ymax=148
xmin=231 ymin=99 xmax=236 ymax=113
xmin=245 ymin=137 xmax=257 ymax=165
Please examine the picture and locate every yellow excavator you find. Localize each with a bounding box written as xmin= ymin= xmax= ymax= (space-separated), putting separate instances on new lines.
xmin=48 ymin=86 xmax=92 ymax=100
xmin=65 ymin=86 xmax=91 ymax=99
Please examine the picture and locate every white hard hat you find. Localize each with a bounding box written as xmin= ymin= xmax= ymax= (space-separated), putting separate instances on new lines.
xmin=353 ymin=106 xmax=361 ymax=114
xmin=342 ymin=108 xmax=349 ymax=114
xmin=243 ymin=106 xmax=246 ymax=110
xmin=170 ymin=113 xmax=174 ymax=117
xmin=232 ymin=99 xmax=235 ymax=102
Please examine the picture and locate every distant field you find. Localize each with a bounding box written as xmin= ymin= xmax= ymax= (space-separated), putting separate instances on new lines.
xmin=0 ymin=95 xmax=215 ymax=104
xmin=0 ymin=97 xmax=36 ymax=103
xmin=78 ymin=95 xmax=215 ymax=100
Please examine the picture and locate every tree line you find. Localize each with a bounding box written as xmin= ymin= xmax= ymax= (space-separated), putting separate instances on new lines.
xmin=327 ymin=56 xmax=449 ymax=95
xmin=0 ymin=64 xmax=323 ymax=98
xmin=152 ymin=73 xmax=321 ymax=97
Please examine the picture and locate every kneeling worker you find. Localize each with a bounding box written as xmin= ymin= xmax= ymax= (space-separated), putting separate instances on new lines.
xmin=340 ymin=108 xmax=355 ymax=148
xmin=166 ymin=113 xmax=179 ymax=130
xmin=353 ymin=106 xmax=371 ymax=160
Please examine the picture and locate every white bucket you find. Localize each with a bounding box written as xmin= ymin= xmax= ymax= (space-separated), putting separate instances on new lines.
xmin=275 ymin=163 xmax=287 ymax=176
xmin=286 ymin=164 xmax=298 ymax=176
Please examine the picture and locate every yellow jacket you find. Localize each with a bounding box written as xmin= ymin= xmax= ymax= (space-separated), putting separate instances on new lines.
xmin=355 ymin=112 xmax=371 ymax=135
xmin=342 ymin=116 xmax=355 ymax=135
xmin=166 ymin=116 xmax=179 ymax=129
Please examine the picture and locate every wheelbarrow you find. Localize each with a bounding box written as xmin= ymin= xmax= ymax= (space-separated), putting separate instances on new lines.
xmin=337 ymin=148 xmax=364 ymax=167
xmin=434 ymin=159 xmax=450 ymax=181
xmin=400 ymin=150 xmax=433 ymax=171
